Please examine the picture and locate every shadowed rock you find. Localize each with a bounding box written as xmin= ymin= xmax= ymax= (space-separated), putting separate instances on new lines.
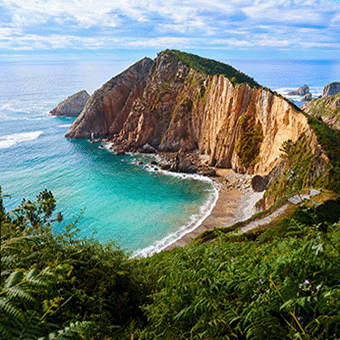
xmin=251 ymin=175 xmax=269 ymax=192
xmin=50 ymin=90 xmax=90 ymax=117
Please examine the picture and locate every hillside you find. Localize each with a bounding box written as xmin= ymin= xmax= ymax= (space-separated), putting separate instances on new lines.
xmin=302 ymin=93 xmax=340 ymax=129
xmin=1 ymin=187 xmax=340 ymax=339
xmin=163 ymin=49 xmax=259 ymax=87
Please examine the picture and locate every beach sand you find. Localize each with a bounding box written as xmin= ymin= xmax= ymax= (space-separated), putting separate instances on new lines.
xmin=164 ymin=170 xmax=264 ymax=251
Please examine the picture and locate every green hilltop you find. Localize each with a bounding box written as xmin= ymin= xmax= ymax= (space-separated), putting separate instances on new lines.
xmin=163 ymin=49 xmax=260 ymax=88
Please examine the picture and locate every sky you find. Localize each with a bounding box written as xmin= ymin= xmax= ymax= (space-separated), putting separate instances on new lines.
xmin=1 ymin=0 xmax=340 ymax=62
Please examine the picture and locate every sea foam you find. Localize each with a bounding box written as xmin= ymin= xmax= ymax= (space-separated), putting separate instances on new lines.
xmin=0 ymin=130 xmax=43 ymax=149
xmin=133 ymin=180 xmax=218 ymax=258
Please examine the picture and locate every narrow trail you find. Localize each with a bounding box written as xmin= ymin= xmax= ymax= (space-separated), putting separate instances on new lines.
xmin=237 ymin=203 xmax=290 ymax=234
xmin=236 ymin=189 xmax=321 ymax=234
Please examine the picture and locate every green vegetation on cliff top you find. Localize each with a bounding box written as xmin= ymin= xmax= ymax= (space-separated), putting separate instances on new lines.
xmin=164 ymin=49 xmax=260 ymax=88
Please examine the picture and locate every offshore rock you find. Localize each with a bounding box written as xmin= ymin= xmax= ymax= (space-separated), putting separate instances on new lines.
xmin=66 ymin=50 xmax=325 ymax=179
xmin=302 ymin=93 xmax=312 ymax=101
xmin=288 ymin=84 xmax=310 ymax=96
xmin=322 ymin=82 xmax=340 ymax=97
xmin=50 ymin=90 xmax=90 ymax=117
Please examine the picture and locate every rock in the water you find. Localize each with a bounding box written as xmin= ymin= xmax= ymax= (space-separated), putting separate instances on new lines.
xmin=251 ymin=175 xmax=269 ymax=192
xmin=50 ymin=90 xmax=90 ymax=116
xmin=288 ymin=84 xmax=310 ymax=96
xmin=140 ymin=143 xmax=157 ymax=154
xmin=302 ymin=92 xmax=312 ymax=101
xmin=322 ymin=82 xmax=340 ymax=97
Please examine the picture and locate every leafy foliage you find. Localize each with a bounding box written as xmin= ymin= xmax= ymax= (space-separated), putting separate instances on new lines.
xmin=306 ymin=114 xmax=340 ymax=193
xmin=1 ymin=186 xmax=340 ymax=339
xmin=138 ymin=214 xmax=340 ymax=339
xmin=0 ymin=188 xmax=147 ymax=339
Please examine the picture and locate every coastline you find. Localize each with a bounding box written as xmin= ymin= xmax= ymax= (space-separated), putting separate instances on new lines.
xmin=129 ymin=153 xmax=265 ymax=257
xmin=163 ymin=170 xmax=265 ymax=251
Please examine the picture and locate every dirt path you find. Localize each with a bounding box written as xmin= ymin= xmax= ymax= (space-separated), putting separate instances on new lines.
xmin=237 ymin=203 xmax=290 ymax=234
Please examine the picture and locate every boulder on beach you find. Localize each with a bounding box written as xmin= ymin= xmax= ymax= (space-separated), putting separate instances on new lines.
xmin=251 ymin=175 xmax=269 ymax=192
xmin=140 ymin=143 xmax=158 ymax=154
xmin=50 ymin=90 xmax=90 ymax=117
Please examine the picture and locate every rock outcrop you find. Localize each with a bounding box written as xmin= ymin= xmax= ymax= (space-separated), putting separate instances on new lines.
xmin=288 ymin=84 xmax=310 ymax=96
xmin=322 ymin=82 xmax=340 ymax=97
xmin=65 ymin=58 xmax=153 ymax=138
xmin=50 ymin=90 xmax=90 ymax=116
xmin=302 ymin=93 xmax=340 ymax=129
xmin=66 ymin=50 xmax=324 ymax=178
xmin=302 ymin=93 xmax=312 ymax=102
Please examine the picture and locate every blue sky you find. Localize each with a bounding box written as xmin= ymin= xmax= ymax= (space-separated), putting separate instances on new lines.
xmin=1 ymin=0 xmax=340 ymax=62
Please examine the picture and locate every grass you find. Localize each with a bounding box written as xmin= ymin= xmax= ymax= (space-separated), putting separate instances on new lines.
xmin=163 ymin=49 xmax=260 ymax=88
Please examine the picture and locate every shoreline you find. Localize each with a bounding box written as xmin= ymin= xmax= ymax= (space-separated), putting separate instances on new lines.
xmin=101 ymin=144 xmax=264 ymax=256
xmin=163 ymin=170 xmax=265 ymax=251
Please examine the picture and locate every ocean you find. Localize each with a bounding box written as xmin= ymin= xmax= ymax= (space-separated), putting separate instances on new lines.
xmin=1 ymin=58 xmax=339 ymax=256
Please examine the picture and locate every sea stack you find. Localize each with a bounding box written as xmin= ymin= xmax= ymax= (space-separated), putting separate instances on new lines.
xmin=50 ymin=90 xmax=90 ymax=117
xmin=288 ymin=84 xmax=310 ymax=96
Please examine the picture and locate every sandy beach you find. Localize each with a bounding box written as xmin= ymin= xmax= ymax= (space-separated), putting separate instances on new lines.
xmin=164 ymin=169 xmax=264 ymax=250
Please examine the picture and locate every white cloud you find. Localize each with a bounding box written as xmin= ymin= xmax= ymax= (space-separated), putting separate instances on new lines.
xmin=0 ymin=0 xmax=339 ymax=57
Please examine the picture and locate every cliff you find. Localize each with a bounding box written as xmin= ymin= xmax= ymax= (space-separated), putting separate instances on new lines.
xmin=65 ymin=58 xmax=153 ymax=138
xmin=65 ymin=50 xmax=325 ymax=179
xmin=50 ymin=90 xmax=90 ymax=117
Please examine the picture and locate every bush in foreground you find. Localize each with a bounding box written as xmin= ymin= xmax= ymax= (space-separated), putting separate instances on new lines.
xmin=1 ymin=187 xmax=340 ymax=339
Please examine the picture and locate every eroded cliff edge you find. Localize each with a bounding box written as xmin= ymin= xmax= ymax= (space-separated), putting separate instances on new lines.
xmin=66 ymin=50 xmax=327 ymax=182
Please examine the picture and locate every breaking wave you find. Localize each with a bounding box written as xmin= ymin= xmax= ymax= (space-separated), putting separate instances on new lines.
xmin=0 ymin=130 xmax=43 ymax=149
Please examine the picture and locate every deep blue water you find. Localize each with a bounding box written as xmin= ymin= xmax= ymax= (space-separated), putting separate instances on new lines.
xmin=1 ymin=58 xmax=339 ymax=255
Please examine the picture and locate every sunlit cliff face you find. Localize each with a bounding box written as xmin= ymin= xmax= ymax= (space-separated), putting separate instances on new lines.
xmin=66 ymin=51 xmax=321 ymax=176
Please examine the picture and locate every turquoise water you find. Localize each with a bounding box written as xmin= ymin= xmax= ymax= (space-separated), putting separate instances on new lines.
xmin=0 ymin=61 xmax=216 ymax=256
xmin=1 ymin=58 xmax=340 ymax=255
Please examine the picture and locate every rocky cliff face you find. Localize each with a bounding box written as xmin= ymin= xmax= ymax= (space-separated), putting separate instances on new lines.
xmin=50 ymin=90 xmax=90 ymax=117
xmin=65 ymin=58 xmax=153 ymax=138
xmin=66 ymin=50 xmax=323 ymax=177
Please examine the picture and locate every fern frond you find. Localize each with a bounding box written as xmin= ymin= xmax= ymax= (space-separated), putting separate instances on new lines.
xmin=6 ymin=286 xmax=35 ymax=302
xmin=0 ymin=297 xmax=25 ymax=322
xmin=0 ymin=323 xmax=16 ymax=340
xmin=3 ymin=270 xmax=24 ymax=289
xmin=37 ymin=321 xmax=93 ymax=340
